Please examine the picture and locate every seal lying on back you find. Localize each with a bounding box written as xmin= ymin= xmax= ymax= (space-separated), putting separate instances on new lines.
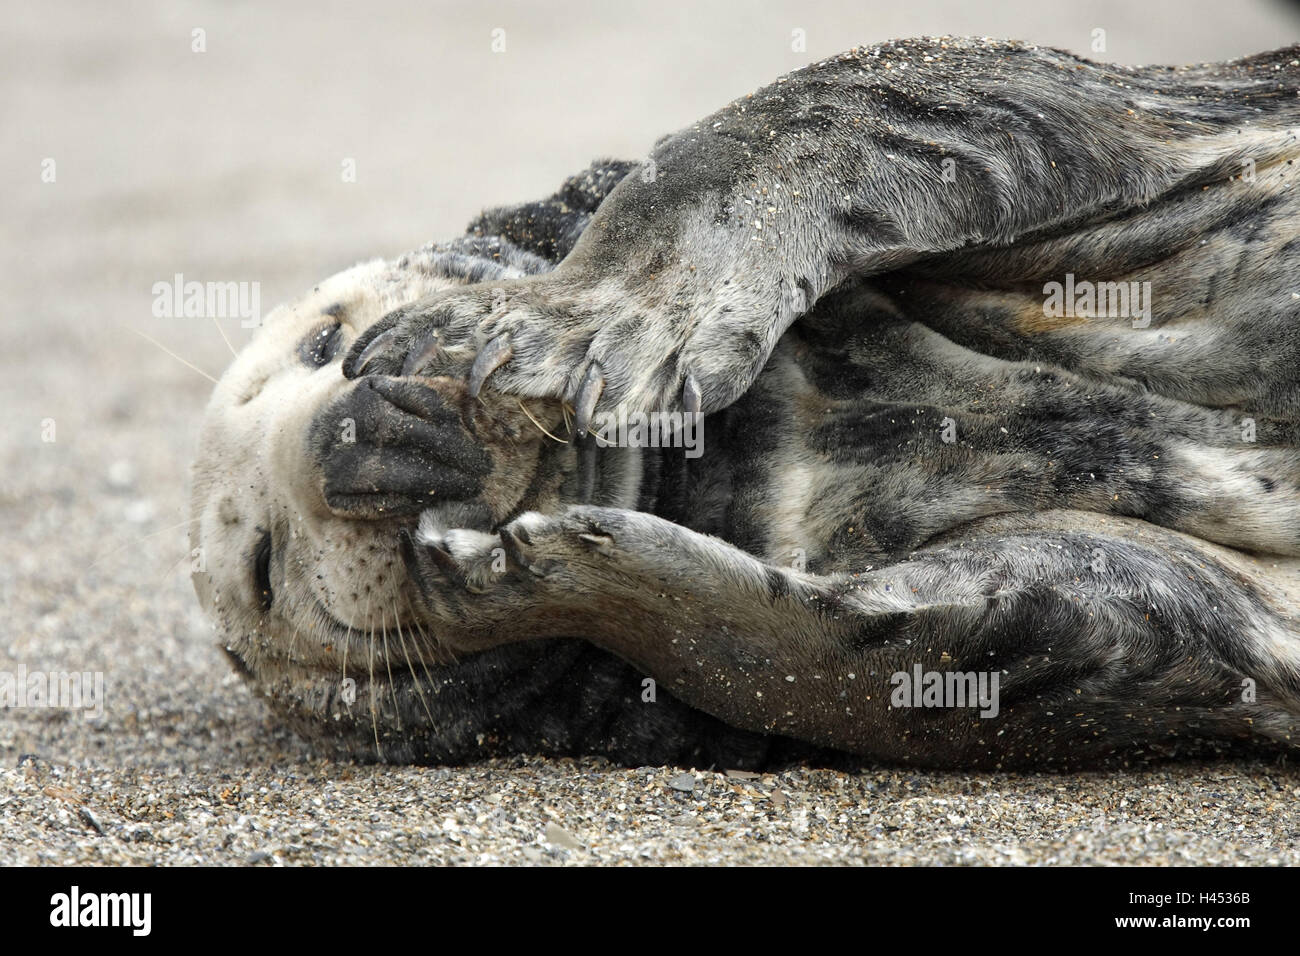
xmin=193 ymin=38 xmax=1300 ymax=769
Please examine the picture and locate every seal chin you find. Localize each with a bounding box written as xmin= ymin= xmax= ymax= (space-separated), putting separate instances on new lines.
xmin=216 ymin=583 xmax=453 ymax=701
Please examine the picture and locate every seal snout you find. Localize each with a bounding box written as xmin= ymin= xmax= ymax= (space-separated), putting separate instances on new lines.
xmin=310 ymin=375 xmax=492 ymax=521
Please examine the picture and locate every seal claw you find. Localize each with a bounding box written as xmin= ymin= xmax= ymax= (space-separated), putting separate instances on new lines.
xmin=468 ymin=334 xmax=514 ymax=398
xmin=573 ymin=364 xmax=605 ymax=438
xmin=351 ymin=326 xmax=402 ymax=378
xmin=577 ymin=435 xmax=598 ymax=502
xmin=400 ymin=327 xmax=443 ymax=378
xmin=683 ymin=372 xmax=702 ymax=416
xmin=498 ymin=527 xmax=530 ymax=567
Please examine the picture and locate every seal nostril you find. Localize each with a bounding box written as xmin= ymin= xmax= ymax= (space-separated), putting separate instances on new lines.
xmin=252 ymin=529 xmax=274 ymax=611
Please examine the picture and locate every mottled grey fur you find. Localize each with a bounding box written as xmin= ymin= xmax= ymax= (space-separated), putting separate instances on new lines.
xmin=210 ymin=39 xmax=1300 ymax=769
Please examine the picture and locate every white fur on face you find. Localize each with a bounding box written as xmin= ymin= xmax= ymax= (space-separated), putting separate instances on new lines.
xmin=190 ymin=257 xmax=470 ymax=680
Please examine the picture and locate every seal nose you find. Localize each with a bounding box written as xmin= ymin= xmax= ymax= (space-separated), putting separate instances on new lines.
xmin=311 ymin=376 xmax=492 ymax=520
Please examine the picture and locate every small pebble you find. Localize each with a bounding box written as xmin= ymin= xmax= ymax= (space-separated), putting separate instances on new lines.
xmin=544 ymin=822 xmax=581 ymax=850
xmin=668 ymin=773 xmax=697 ymax=792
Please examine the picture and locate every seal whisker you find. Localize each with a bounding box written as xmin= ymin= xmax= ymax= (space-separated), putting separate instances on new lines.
xmin=90 ymin=518 xmax=200 ymax=570
xmin=380 ymin=608 xmax=403 ymax=734
xmin=129 ymin=327 xmax=217 ymax=383
xmin=367 ymin=609 xmax=381 ymax=762
xmin=155 ymin=547 xmax=194 ymax=586
xmin=211 ymin=316 xmax=239 ymax=359
xmin=393 ymin=611 xmax=436 ymax=727
xmin=361 ymin=600 xmax=379 ymax=759
xmin=285 ymin=620 xmax=303 ymax=666
xmin=404 ymin=592 xmax=458 ymax=667
xmin=344 ymin=591 xmax=369 ymax=691
xmin=309 ymin=609 xmax=335 ymax=675
xmin=517 ymin=399 xmax=568 ymax=444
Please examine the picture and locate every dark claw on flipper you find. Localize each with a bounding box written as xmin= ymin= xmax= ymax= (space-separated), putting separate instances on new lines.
xmin=577 ymin=532 xmax=615 ymax=555
xmin=400 ymin=327 xmax=443 ymax=377
xmin=398 ymin=528 xmax=474 ymax=592
xmin=577 ymin=434 xmax=598 ymax=503
xmin=397 ymin=528 xmax=425 ymax=584
xmin=347 ymin=325 xmax=402 ymax=379
xmin=683 ymin=373 xmax=702 ymax=416
xmin=573 ymin=363 xmax=605 ymax=438
xmin=398 ymin=529 xmax=449 ymax=596
xmin=500 ymin=525 xmax=555 ymax=578
xmin=498 ymin=527 xmax=530 ymax=567
xmin=468 ymin=333 xmax=514 ymax=398
xmin=426 ymin=537 xmax=460 ymax=575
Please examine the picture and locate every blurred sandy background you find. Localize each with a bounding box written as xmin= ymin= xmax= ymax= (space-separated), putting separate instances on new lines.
xmin=1 ymin=0 xmax=1298 ymax=865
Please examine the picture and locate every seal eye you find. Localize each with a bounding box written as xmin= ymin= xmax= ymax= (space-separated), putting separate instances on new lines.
xmin=252 ymin=530 xmax=274 ymax=612
xmin=299 ymin=322 xmax=343 ymax=368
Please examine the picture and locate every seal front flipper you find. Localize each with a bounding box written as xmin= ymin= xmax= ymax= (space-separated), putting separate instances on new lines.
xmin=345 ymin=40 xmax=1300 ymax=421
xmin=403 ymin=505 xmax=1300 ymax=770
